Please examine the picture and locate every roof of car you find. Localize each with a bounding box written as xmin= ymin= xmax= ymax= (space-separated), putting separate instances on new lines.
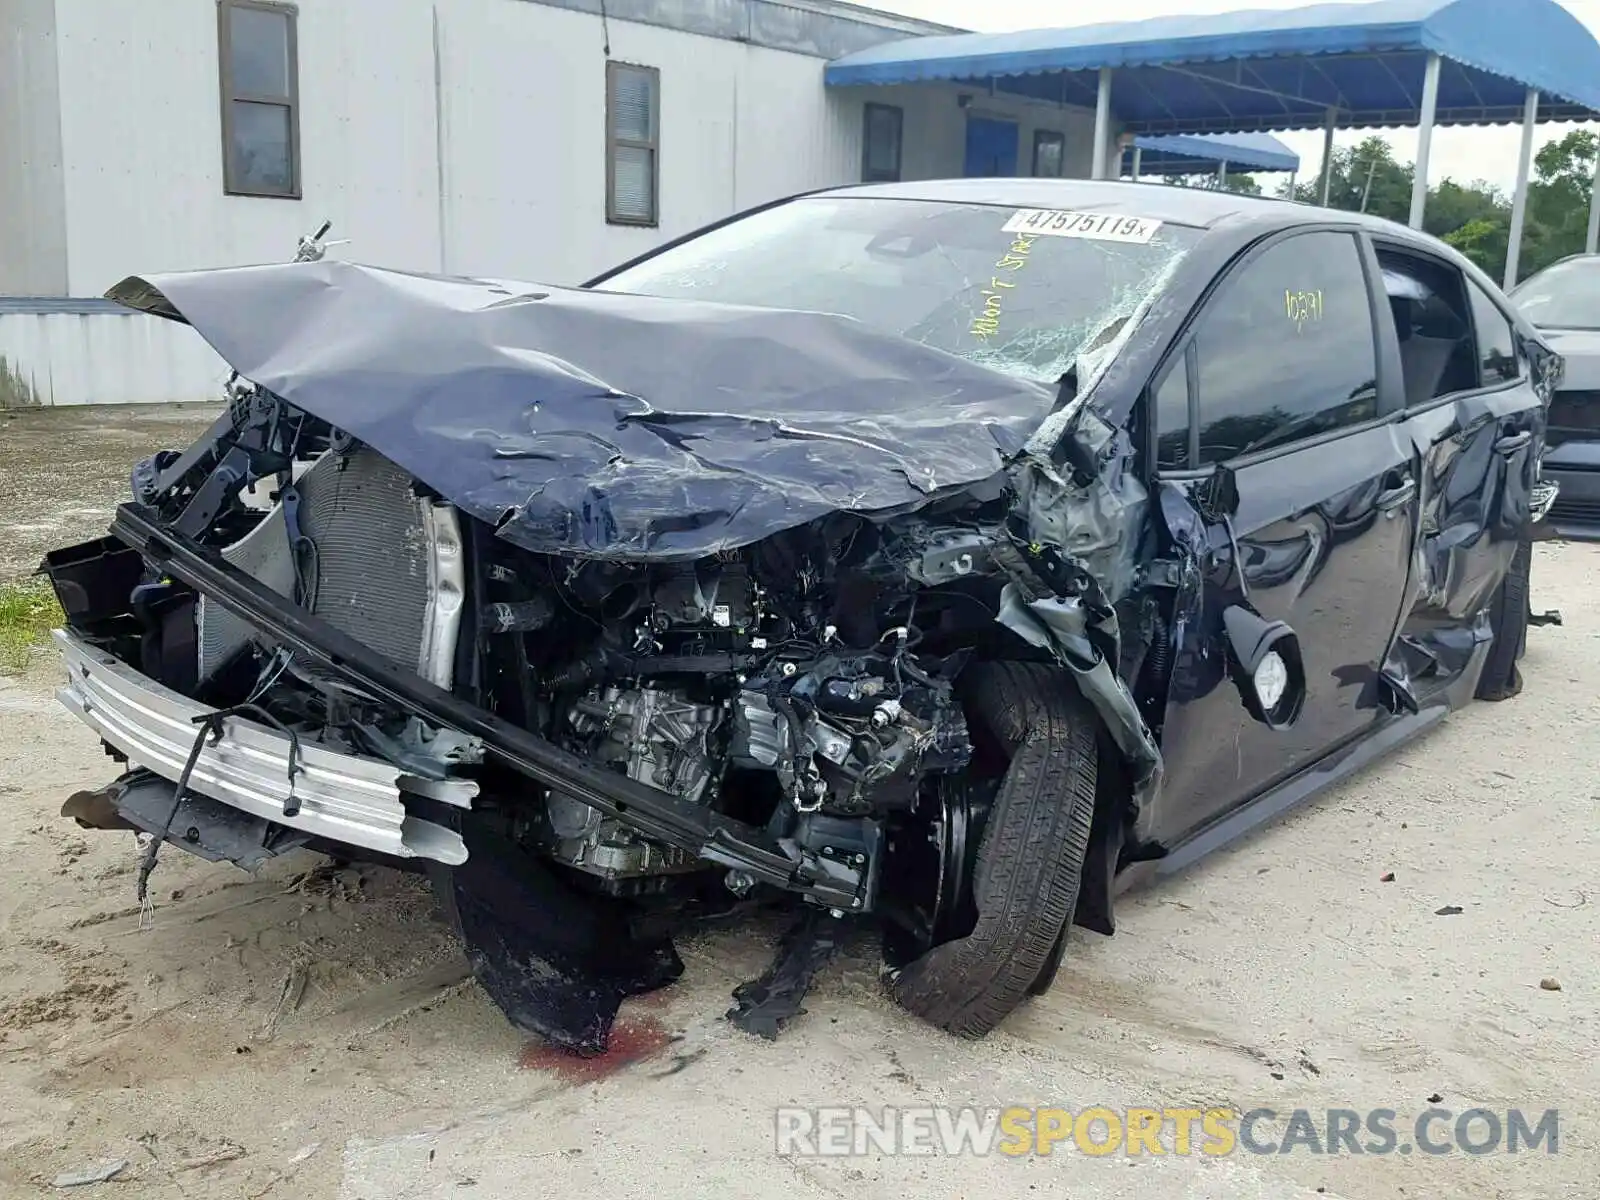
xmin=815 ymin=178 xmax=1413 ymax=235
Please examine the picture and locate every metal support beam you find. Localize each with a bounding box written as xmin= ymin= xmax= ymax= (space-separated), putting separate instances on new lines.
xmin=1318 ymin=107 xmax=1336 ymax=204
xmin=1409 ymin=52 xmax=1441 ymax=229
xmin=1505 ymin=87 xmax=1541 ymax=288
xmin=1092 ymin=67 xmax=1112 ymax=180
xmin=1131 ymin=146 xmax=1142 ymax=182
xmin=1217 ymin=160 xmax=1228 ymax=187
xmin=1587 ymin=145 xmax=1600 ymax=255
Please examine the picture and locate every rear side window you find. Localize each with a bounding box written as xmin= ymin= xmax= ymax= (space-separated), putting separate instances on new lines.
xmin=1376 ymin=248 xmax=1478 ymax=404
xmin=1191 ymin=231 xmax=1379 ymax=465
xmin=1467 ymin=281 xmax=1520 ymax=384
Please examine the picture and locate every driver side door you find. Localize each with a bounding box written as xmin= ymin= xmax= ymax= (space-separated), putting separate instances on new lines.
xmin=1148 ymin=227 xmax=1419 ymax=845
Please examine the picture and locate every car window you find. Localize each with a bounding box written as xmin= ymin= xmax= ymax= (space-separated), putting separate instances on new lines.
xmin=598 ymin=196 xmax=1202 ymax=387
xmin=1510 ymin=257 xmax=1600 ymax=329
xmin=1152 ymin=351 xmax=1191 ymax=471
xmin=1191 ymin=231 xmax=1378 ymax=465
xmin=1375 ymin=248 xmax=1478 ymax=405
xmin=1466 ymin=280 xmax=1520 ymax=384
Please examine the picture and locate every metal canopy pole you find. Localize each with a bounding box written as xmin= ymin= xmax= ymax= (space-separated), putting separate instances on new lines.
xmin=1505 ymin=87 xmax=1541 ymax=288
xmin=1409 ymin=52 xmax=1441 ymax=229
xmin=1092 ymin=67 xmax=1112 ymax=180
xmin=1586 ymin=145 xmax=1600 ymax=255
xmin=1131 ymin=145 xmax=1142 ymax=182
xmin=1217 ymin=160 xmax=1228 ymax=187
xmin=1318 ymin=107 xmax=1336 ymax=204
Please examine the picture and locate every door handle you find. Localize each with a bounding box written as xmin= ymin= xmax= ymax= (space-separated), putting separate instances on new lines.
xmin=1494 ymin=430 xmax=1532 ymax=455
xmin=1376 ymin=478 xmax=1416 ymax=513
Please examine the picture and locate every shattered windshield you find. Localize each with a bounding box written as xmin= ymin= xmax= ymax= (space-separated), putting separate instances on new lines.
xmin=598 ymin=196 xmax=1201 ymax=385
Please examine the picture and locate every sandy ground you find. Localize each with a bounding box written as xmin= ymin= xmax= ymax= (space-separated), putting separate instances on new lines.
xmin=0 ymin=405 xmax=219 ymax=584
xmin=0 ymin=407 xmax=1595 ymax=1199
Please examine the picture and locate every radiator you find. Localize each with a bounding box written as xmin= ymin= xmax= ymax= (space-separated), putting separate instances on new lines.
xmin=197 ymin=448 xmax=464 ymax=689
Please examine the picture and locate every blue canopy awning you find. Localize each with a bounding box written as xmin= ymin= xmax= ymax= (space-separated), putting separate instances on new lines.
xmin=1127 ymin=131 xmax=1300 ymax=174
xmin=824 ymin=0 xmax=1600 ymax=133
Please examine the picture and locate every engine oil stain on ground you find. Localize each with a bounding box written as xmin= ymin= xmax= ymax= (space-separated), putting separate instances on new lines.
xmin=518 ymin=1014 xmax=675 ymax=1082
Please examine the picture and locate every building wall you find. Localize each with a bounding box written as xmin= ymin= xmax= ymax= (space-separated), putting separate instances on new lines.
xmin=0 ymin=301 xmax=227 ymax=408
xmin=0 ymin=0 xmax=68 ymax=294
xmin=845 ymin=81 xmax=1104 ymax=183
xmin=41 ymin=0 xmax=1100 ymax=297
xmin=50 ymin=0 xmax=446 ymax=297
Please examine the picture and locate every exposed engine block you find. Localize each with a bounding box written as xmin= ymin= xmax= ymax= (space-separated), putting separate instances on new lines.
xmin=546 ymin=685 xmax=724 ymax=884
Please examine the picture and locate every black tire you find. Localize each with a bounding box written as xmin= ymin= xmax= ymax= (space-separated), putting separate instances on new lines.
xmin=891 ymin=662 xmax=1099 ymax=1037
xmin=1476 ymin=534 xmax=1532 ymax=702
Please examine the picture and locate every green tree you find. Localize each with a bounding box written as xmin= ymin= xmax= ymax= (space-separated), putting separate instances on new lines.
xmin=1519 ymin=129 xmax=1599 ymax=282
xmin=1292 ymin=137 xmax=1414 ymax=220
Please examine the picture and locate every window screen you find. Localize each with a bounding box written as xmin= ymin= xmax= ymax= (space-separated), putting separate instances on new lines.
xmin=1193 ymin=232 xmax=1379 ymax=464
xmin=1467 ymin=280 xmax=1520 ymax=384
xmin=607 ymin=62 xmax=659 ymax=226
xmin=862 ymin=104 xmax=903 ymax=183
xmin=218 ymin=1 xmax=299 ymax=197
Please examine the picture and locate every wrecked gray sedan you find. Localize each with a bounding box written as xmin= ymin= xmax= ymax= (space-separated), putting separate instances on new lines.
xmin=43 ymin=181 xmax=1558 ymax=1053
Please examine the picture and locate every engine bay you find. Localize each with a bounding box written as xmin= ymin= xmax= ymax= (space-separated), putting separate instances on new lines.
xmin=100 ymin=387 xmax=1023 ymax=916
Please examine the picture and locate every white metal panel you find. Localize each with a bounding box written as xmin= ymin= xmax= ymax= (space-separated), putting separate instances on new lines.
xmin=437 ymin=0 xmax=752 ymax=285
xmin=34 ymin=0 xmax=1110 ymax=333
xmin=0 ymin=0 xmax=69 ymax=294
xmin=0 ymin=310 xmax=228 ymax=407
xmin=51 ymin=0 xmax=443 ymax=296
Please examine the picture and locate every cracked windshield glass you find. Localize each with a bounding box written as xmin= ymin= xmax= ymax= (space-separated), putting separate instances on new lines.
xmin=599 ymin=196 xmax=1201 ymax=386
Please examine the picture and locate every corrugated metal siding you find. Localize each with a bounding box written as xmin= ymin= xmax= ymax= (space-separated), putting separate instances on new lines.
xmin=0 ymin=310 xmax=228 ymax=408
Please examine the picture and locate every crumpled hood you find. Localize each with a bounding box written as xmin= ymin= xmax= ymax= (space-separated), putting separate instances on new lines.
xmin=109 ymin=260 xmax=1056 ymax=561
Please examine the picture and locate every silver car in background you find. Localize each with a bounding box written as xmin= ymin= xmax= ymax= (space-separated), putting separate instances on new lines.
xmin=1512 ymin=255 xmax=1600 ymax=539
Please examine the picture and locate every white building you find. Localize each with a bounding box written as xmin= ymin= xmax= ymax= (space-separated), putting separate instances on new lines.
xmin=1 ymin=0 xmax=1115 ymax=302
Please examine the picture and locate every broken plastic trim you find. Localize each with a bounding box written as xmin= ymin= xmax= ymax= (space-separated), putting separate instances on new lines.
xmin=109 ymin=502 xmax=862 ymax=910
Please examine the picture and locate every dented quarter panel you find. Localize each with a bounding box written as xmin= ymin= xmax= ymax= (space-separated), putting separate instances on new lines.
xmin=1391 ymin=381 xmax=1543 ymax=686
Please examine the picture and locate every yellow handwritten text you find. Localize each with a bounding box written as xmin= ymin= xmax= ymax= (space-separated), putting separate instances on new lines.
xmin=1285 ymin=288 xmax=1324 ymax=331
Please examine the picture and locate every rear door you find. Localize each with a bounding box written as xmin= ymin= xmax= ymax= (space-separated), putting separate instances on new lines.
xmin=1149 ymin=227 xmax=1419 ymax=841
xmin=1374 ymin=241 xmax=1544 ymax=697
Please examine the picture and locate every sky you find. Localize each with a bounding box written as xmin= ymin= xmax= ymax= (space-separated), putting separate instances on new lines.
xmin=863 ymin=0 xmax=1600 ymax=194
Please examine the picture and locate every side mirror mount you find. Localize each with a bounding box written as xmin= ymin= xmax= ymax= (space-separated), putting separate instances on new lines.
xmin=1222 ymin=604 xmax=1305 ymax=730
xmin=1196 ymin=462 xmax=1240 ymax=522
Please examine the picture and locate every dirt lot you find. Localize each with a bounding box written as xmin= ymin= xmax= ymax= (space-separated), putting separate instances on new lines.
xmin=0 ymin=406 xmax=1595 ymax=1199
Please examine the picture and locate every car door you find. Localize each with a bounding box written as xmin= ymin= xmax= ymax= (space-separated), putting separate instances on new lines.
xmin=1374 ymin=242 xmax=1545 ymax=699
xmin=1147 ymin=227 xmax=1420 ymax=843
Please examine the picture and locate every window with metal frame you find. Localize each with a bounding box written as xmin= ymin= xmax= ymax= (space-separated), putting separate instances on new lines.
xmin=607 ymin=62 xmax=660 ymax=227
xmin=861 ymin=103 xmax=903 ymax=183
xmin=218 ymin=0 xmax=300 ymax=198
xmin=1032 ymin=130 xmax=1065 ymax=177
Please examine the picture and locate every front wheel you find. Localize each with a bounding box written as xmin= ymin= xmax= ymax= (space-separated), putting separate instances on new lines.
xmin=889 ymin=662 xmax=1099 ymax=1038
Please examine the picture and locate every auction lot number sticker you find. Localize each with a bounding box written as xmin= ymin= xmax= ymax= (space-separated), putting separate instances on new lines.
xmin=1002 ymin=209 xmax=1162 ymax=244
